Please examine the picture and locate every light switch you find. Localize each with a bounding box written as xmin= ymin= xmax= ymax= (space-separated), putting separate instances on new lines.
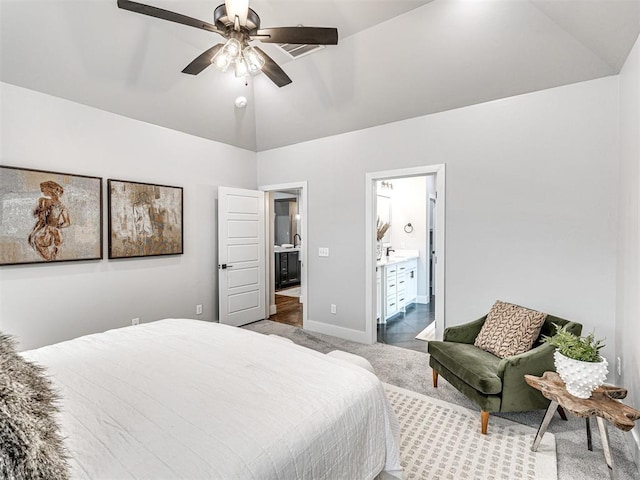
xmin=318 ymin=247 xmax=329 ymax=257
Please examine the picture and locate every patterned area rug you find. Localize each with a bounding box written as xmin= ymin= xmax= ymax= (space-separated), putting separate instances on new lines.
xmin=384 ymin=383 xmax=557 ymax=480
xmin=275 ymin=286 xmax=301 ymax=297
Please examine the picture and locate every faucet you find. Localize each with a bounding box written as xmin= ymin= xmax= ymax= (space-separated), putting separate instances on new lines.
xmin=293 ymin=233 xmax=301 ymax=247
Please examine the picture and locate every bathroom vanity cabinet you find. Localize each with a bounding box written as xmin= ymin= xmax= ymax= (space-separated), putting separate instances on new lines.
xmin=378 ymin=256 xmax=418 ymax=323
xmin=275 ymin=250 xmax=301 ymax=290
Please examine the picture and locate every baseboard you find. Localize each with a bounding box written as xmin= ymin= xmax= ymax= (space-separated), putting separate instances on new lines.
xmin=270 ymin=304 xmax=277 ymax=315
xmin=304 ymin=319 xmax=371 ymax=344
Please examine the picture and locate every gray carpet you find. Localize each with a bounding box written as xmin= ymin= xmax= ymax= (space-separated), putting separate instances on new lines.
xmin=242 ymin=320 xmax=640 ymax=480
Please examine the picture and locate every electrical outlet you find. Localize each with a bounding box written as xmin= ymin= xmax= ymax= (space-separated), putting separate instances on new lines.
xmin=131 ymin=318 xmax=140 ymax=326
xmin=330 ymin=304 xmax=336 ymax=314
xmin=196 ymin=304 xmax=203 ymax=315
xmin=319 ymin=247 xmax=329 ymax=257
xmin=616 ymin=356 xmax=622 ymax=376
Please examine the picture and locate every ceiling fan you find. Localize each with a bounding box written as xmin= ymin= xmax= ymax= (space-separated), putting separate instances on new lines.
xmin=117 ymin=0 xmax=339 ymax=87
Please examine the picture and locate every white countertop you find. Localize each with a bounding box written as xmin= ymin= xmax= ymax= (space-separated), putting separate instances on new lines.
xmin=377 ymin=254 xmax=419 ymax=268
xmin=274 ymin=246 xmax=301 ymax=253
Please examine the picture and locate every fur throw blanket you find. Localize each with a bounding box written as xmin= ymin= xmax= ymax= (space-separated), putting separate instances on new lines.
xmin=0 ymin=332 xmax=70 ymax=479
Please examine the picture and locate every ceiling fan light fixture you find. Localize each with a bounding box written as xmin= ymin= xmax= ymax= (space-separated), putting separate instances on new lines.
xmin=212 ymin=38 xmax=242 ymax=72
xmin=223 ymin=38 xmax=242 ymax=57
xmin=243 ymin=45 xmax=265 ymax=75
xmin=234 ymin=55 xmax=249 ymax=78
xmin=212 ymin=50 xmax=232 ymax=72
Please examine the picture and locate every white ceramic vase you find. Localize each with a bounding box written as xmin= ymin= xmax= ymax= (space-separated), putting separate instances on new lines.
xmin=554 ymin=351 xmax=608 ymax=399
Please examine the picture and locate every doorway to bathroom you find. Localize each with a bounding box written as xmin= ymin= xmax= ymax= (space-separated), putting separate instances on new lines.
xmin=259 ymin=182 xmax=307 ymax=328
xmin=375 ymin=176 xmax=436 ymax=352
xmin=365 ymin=165 xmax=445 ymax=349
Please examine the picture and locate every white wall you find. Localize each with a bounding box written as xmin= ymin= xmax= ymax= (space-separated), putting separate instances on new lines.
xmin=0 ymin=83 xmax=257 ymax=350
xmin=386 ymin=176 xmax=429 ymax=301
xmin=257 ymin=77 xmax=619 ymax=359
xmin=616 ymin=35 xmax=640 ymax=465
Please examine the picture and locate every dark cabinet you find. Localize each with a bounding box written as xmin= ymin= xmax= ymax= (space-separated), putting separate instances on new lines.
xmin=275 ymin=251 xmax=300 ymax=290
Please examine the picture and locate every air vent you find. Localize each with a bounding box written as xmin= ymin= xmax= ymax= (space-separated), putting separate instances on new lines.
xmin=277 ymin=43 xmax=325 ymax=59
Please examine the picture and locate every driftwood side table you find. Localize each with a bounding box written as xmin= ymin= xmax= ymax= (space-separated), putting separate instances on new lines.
xmin=525 ymin=371 xmax=640 ymax=480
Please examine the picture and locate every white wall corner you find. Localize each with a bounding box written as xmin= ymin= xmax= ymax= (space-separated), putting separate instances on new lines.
xmin=270 ymin=304 xmax=277 ymax=315
xmin=417 ymin=295 xmax=430 ymax=304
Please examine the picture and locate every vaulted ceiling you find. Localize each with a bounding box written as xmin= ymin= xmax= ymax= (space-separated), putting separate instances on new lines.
xmin=2 ymin=0 xmax=639 ymax=151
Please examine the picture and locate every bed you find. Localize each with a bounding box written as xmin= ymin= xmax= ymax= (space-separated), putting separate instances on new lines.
xmin=20 ymin=319 xmax=401 ymax=479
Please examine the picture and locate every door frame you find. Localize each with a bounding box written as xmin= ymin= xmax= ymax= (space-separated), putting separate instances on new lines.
xmin=428 ymin=193 xmax=437 ymax=298
xmin=259 ymin=181 xmax=308 ymax=328
xmin=365 ymin=165 xmax=445 ymax=344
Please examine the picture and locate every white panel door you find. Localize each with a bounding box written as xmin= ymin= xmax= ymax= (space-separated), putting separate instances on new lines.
xmin=218 ymin=187 xmax=265 ymax=326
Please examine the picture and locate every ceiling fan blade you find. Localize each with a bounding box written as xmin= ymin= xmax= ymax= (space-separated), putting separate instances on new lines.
xmin=255 ymin=47 xmax=292 ymax=88
xmin=225 ymin=0 xmax=249 ymax=27
xmin=254 ymin=27 xmax=338 ymax=45
xmin=117 ymin=0 xmax=222 ymax=34
xmin=182 ymin=44 xmax=224 ymax=75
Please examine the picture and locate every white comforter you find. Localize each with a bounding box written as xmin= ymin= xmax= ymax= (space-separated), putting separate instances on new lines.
xmin=22 ymin=319 xmax=401 ymax=480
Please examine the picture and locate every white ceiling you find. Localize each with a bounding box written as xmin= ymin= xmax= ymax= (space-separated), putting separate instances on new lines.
xmin=2 ymin=0 xmax=639 ymax=151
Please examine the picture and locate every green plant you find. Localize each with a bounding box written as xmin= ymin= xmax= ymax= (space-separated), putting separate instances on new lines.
xmin=542 ymin=323 xmax=605 ymax=363
xmin=376 ymin=217 xmax=390 ymax=242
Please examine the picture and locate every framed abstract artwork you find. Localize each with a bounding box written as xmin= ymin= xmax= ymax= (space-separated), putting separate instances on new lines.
xmin=107 ymin=179 xmax=183 ymax=259
xmin=0 ymin=165 xmax=103 ymax=266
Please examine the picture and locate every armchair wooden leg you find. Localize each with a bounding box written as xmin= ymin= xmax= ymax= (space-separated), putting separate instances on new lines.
xmin=481 ymin=411 xmax=489 ymax=435
xmin=557 ymin=405 xmax=568 ymax=421
xmin=432 ymin=369 xmax=438 ymax=388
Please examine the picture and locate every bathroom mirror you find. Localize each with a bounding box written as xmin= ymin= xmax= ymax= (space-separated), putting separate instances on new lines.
xmin=274 ymin=197 xmax=300 ymax=246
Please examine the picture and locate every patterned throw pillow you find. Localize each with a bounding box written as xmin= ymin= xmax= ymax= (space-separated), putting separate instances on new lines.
xmin=474 ymin=301 xmax=547 ymax=358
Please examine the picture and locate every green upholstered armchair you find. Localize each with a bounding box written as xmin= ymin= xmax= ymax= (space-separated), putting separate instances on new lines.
xmin=428 ymin=311 xmax=582 ymax=434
